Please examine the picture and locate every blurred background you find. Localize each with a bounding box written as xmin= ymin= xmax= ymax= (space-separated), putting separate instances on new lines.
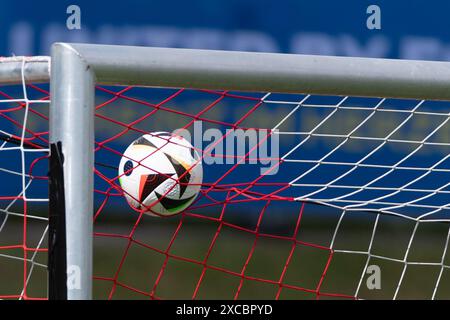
xmin=1 ymin=0 xmax=450 ymax=300
xmin=2 ymin=0 xmax=450 ymax=60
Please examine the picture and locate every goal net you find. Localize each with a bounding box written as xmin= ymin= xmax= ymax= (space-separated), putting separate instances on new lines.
xmin=0 ymin=45 xmax=449 ymax=299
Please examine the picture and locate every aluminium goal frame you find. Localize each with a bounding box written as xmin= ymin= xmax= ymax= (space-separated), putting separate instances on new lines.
xmin=2 ymin=42 xmax=450 ymax=299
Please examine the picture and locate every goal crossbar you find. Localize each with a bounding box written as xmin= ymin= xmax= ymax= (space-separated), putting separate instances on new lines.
xmin=5 ymin=43 xmax=450 ymax=98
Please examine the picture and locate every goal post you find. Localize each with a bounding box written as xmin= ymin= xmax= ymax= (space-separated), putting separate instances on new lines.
xmin=53 ymin=43 xmax=450 ymax=98
xmin=1 ymin=43 xmax=449 ymax=300
xmin=49 ymin=43 xmax=95 ymax=300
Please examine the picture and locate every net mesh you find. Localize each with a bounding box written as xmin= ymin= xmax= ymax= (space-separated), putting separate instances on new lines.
xmin=0 ymin=57 xmax=449 ymax=299
xmin=0 ymin=58 xmax=50 ymax=299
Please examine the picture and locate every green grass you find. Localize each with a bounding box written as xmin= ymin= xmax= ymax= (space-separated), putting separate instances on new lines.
xmin=1 ymin=211 xmax=449 ymax=300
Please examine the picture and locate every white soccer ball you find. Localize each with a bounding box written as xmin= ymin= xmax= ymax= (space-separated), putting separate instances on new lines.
xmin=118 ymin=132 xmax=202 ymax=216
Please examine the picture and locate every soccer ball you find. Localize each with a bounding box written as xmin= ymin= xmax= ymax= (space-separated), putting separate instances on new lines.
xmin=118 ymin=132 xmax=202 ymax=216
